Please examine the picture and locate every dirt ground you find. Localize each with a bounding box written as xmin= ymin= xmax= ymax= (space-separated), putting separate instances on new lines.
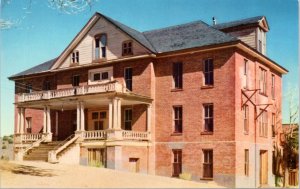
xmin=0 ymin=160 xmax=224 ymax=188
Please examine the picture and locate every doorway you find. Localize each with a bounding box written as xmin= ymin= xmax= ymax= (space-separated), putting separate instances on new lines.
xmin=260 ymin=150 xmax=268 ymax=185
xmin=129 ymin=158 xmax=140 ymax=173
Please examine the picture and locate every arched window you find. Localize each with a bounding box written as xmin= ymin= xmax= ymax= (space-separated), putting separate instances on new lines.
xmin=94 ymin=34 xmax=107 ymax=59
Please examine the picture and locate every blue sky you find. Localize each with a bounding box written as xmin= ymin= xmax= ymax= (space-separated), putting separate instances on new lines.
xmin=0 ymin=0 xmax=298 ymax=136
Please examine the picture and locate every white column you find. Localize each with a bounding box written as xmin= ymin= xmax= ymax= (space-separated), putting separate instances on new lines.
xmin=16 ymin=108 xmax=21 ymax=134
xmin=113 ymin=98 xmax=118 ymax=129
xmin=147 ymin=104 xmax=152 ymax=132
xmin=46 ymin=106 xmax=51 ymax=133
xmin=117 ymin=98 xmax=121 ymax=129
xmin=43 ymin=106 xmax=47 ymax=133
xmin=55 ymin=111 xmax=58 ymax=136
xmin=76 ymin=102 xmax=80 ymax=131
xmin=20 ymin=108 xmax=25 ymax=134
xmin=80 ymin=102 xmax=85 ymax=131
xmin=108 ymin=101 xmax=113 ymax=129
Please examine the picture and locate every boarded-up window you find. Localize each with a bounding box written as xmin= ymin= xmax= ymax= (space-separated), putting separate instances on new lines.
xmin=173 ymin=62 xmax=183 ymax=89
xmin=172 ymin=149 xmax=182 ymax=177
xmin=173 ymin=106 xmax=182 ymax=133
xmin=204 ymin=59 xmax=214 ymax=85
xmin=245 ymin=149 xmax=249 ymax=176
xmin=88 ymin=148 xmax=106 ymax=167
xmin=243 ymin=105 xmax=249 ymax=134
xmin=203 ymin=149 xmax=213 ymax=178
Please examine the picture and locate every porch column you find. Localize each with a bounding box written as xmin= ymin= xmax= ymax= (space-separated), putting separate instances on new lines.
xmin=147 ymin=104 xmax=152 ymax=132
xmin=43 ymin=106 xmax=47 ymax=133
xmin=76 ymin=102 xmax=80 ymax=131
xmin=55 ymin=111 xmax=58 ymax=137
xmin=20 ymin=108 xmax=25 ymax=134
xmin=108 ymin=101 xmax=113 ymax=129
xmin=112 ymin=97 xmax=121 ymax=129
xmin=80 ymin=102 xmax=85 ymax=131
xmin=16 ymin=108 xmax=21 ymax=133
xmin=117 ymin=98 xmax=121 ymax=129
xmin=46 ymin=106 xmax=51 ymax=133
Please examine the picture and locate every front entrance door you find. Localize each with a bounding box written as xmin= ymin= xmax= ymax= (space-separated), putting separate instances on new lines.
xmin=260 ymin=150 xmax=268 ymax=185
xmin=129 ymin=158 xmax=140 ymax=172
xmin=90 ymin=111 xmax=108 ymax=130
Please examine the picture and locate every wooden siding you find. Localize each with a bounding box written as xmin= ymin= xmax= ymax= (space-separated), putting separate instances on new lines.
xmin=59 ymin=16 xmax=150 ymax=69
xmin=227 ymin=28 xmax=256 ymax=49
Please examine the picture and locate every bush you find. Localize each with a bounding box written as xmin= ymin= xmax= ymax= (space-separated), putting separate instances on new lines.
xmin=0 ymin=155 xmax=9 ymax=161
xmin=8 ymin=138 xmax=13 ymax=144
xmin=2 ymin=145 xmax=7 ymax=149
xmin=2 ymin=136 xmax=9 ymax=141
xmin=179 ymin=172 xmax=192 ymax=180
xmin=89 ymin=160 xmax=103 ymax=168
xmin=9 ymin=134 xmax=14 ymax=138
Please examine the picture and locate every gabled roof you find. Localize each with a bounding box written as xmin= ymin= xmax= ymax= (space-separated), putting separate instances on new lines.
xmin=214 ymin=16 xmax=269 ymax=31
xmin=143 ymin=20 xmax=237 ymax=53
xmin=8 ymin=58 xmax=57 ymax=79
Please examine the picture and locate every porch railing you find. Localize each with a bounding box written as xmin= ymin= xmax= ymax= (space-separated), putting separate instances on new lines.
xmin=17 ymin=81 xmax=124 ymax=102
xmin=81 ymin=130 xmax=150 ymax=141
xmin=122 ymin=130 xmax=150 ymax=140
xmin=82 ymin=130 xmax=107 ymax=140
xmin=21 ymin=133 xmax=43 ymax=142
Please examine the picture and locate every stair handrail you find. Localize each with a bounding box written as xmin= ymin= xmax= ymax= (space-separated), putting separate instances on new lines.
xmin=23 ymin=136 xmax=46 ymax=155
xmin=48 ymin=134 xmax=79 ymax=163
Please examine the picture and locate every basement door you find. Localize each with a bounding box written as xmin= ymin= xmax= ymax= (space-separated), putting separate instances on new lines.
xmin=260 ymin=150 xmax=268 ymax=185
xmin=129 ymin=158 xmax=140 ymax=173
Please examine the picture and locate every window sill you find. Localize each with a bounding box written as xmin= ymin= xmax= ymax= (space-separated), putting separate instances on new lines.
xmin=200 ymin=177 xmax=213 ymax=181
xmin=201 ymin=131 xmax=213 ymax=135
xmin=122 ymin=53 xmax=134 ymax=57
xmin=171 ymin=132 xmax=183 ymax=136
xmin=171 ymin=88 xmax=183 ymax=92
xmin=92 ymin=58 xmax=107 ymax=63
xmin=201 ymin=85 xmax=214 ymax=89
xmin=259 ymin=93 xmax=268 ymax=97
xmin=70 ymin=63 xmax=79 ymax=67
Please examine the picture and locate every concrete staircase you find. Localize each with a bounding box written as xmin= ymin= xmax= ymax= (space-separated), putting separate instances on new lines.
xmin=23 ymin=141 xmax=61 ymax=161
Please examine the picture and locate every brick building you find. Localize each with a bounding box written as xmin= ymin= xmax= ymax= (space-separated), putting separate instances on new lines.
xmin=9 ymin=13 xmax=287 ymax=187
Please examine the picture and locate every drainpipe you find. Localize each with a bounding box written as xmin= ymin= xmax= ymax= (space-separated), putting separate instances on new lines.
xmin=254 ymin=60 xmax=257 ymax=187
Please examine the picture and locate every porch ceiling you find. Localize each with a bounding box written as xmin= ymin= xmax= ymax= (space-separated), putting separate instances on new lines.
xmin=16 ymin=92 xmax=152 ymax=110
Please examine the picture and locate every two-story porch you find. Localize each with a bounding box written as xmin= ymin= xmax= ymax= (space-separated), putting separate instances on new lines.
xmin=14 ymin=81 xmax=153 ymax=172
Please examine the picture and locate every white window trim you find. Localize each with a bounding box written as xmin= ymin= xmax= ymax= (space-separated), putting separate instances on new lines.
xmin=88 ymin=67 xmax=113 ymax=85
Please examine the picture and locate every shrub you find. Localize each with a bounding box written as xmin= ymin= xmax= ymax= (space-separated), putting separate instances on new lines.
xmin=0 ymin=155 xmax=9 ymax=161
xmin=9 ymin=134 xmax=14 ymax=138
xmin=89 ymin=160 xmax=103 ymax=168
xmin=2 ymin=145 xmax=7 ymax=149
xmin=8 ymin=138 xmax=13 ymax=144
xmin=179 ymin=172 xmax=192 ymax=180
xmin=2 ymin=136 xmax=9 ymax=141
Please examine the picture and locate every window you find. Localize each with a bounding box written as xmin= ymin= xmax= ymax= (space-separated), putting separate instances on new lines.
xmin=124 ymin=68 xmax=133 ymax=91
xmin=272 ymin=151 xmax=276 ymax=174
xmin=203 ymin=150 xmax=213 ymax=178
xmin=173 ymin=106 xmax=182 ymax=133
xmin=203 ymin=104 xmax=213 ymax=132
xmin=94 ymin=34 xmax=107 ymax=59
xmin=258 ymin=40 xmax=262 ymax=53
xmin=43 ymin=81 xmax=51 ymax=91
xmin=88 ymin=67 xmax=113 ymax=85
xmin=259 ymin=67 xmax=267 ymax=95
xmin=272 ymin=113 xmax=275 ymax=138
xmin=243 ymin=105 xmax=249 ymax=134
xmin=245 ymin=149 xmax=249 ymax=176
xmin=92 ymin=111 xmax=106 ymax=130
xmin=172 ymin=149 xmax=182 ymax=177
xmin=88 ymin=148 xmax=106 ymax=167
xmin=122 ymin=41 xmax=133 ymax=56
xmin=26 ymin=117 xmax=32 ymax=133
xmin=259 ymin=110 xmax=268 ymax=137
xmin=204 ymin=59 xmax=214 ymax=86
xmin=71 ymin=51 xmax=79 ymax=63
xmin=72 ymin=75 xmax=80 ymax=87
xmin=25 ymin=84 xmax=32 ymax=93
xmin=244 ymin=59 xmax=249 ymax=89
xmin=173 ymin=62 xmax=183 ymax=89
xmin=271 ymin=74 xmax=275 ymax=99
xmin=124 ymin=109 xmax=132 ymax=130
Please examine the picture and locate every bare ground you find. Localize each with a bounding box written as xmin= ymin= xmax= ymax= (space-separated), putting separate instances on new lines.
xmin=0 ymin=160 xmax=224 ymax=188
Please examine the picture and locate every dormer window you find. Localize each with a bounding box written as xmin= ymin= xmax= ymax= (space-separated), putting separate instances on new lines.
xmin=94 ymin=34 xmax=107 ymax=59
xmin=88 ymin=67 xmax=113 ymax=85
xmin=122 ymin=41 xmax=133 ymax=56
xmin=71 ymin=51 xmax=79 ymax=64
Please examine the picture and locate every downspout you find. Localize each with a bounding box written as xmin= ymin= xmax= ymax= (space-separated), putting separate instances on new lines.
xmin=254 ymin=60 xmax=257 ymax=187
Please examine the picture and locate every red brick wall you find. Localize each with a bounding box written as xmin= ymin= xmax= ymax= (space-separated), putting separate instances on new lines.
xmin=121 ymin=146 xmax=149 ymax=173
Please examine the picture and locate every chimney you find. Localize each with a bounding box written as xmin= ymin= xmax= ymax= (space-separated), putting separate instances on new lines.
xmin=212 ymin=17 xmax=217 ymax=25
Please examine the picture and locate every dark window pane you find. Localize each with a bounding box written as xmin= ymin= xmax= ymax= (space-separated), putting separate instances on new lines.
xmin=101 ymin=47 xmax=106 ymax=58
xmin=92 ymin=112 xmax=98 ymax=119
xmin=102 ymin=72 xmax=109 ymax=80
xmin=95 ymin=38 xmax=100 ymax=48
xmin=173 ymin=62 xmax=183 ymax=89
xmin=94 ymin=73 xmax=101 ymax=81
xmin=125 ymin=68 xmax=133 ymax=91
xmin=100 ymin=112 xmax=106 ymax=119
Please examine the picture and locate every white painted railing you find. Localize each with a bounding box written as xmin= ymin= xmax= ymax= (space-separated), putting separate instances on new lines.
xmin=82 ymin=130 xmax=107 ymax=140
xmin=21 ymin=133 xmax=43 ymax=142
xmin=122 ymin=130 xmax=150 ymax=140
xmin=17 ymin=81 xmax=125 ymax=102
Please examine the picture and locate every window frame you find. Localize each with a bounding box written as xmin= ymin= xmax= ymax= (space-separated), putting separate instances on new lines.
xmin=124 ymin=67 xmax=133 ymax=91
xmin=259 ymin=109 xmax=268 ymax=137
xmin=259 ymin=67 xmax=267 ymax=95
xmin=94 ymin=33 xmax=107 ymax=60
xmin=271 ymin=74 xmax=275 ymax=99
xmin=172 ymin=149 xmax=182 ymax=177
xmin=203 ymin=104 xmax=214 ymax=132
xmin=43 ymin=81 xmax=51 ymax=91
xmin=26 ymin=117 xmax=32 ymax=133
xmin=25 ymin=84 xmax=32 ymax=93
xmin=244 ymin=149 xmax=249 ymax=176
xmin=243 ymin=104 xmax=249 ymax=134
xmin=272 ymin=113 xmax=275 ymax=138
xmin=71 ymin=50 xmax=79 ymax=64
xmin=72 ymin=75 xmax=80 ymax=87
xmin=88 ymin=67 xmax=113 ymax=85
xmin=173 ymin=106 xmax=183 ymax=133
xmin=124 ymin=109 xmax=132 ymax=130
xmin=203 ymin=58 xmax=214 ymax=86
xmin=172 ymin=62 xmax=183 ymax=89
xmin=202 ymin=149 xmax=213 ymax=179
xmin=244 ymin=59 xmax=249 ymax=89
xmin=122 ymin=40 xmax=133 ymax=56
